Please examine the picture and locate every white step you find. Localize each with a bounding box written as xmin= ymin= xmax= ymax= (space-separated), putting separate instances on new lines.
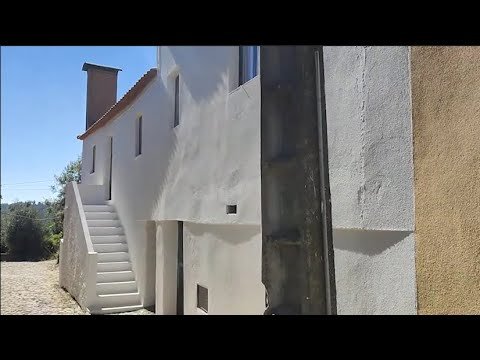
xmin=97 ymin=270 xmax=135 ymax=283
xmin=85 ymin=212 xmax=118 ymax=220
xmin=97 ymin=292 xmax=141 ymax=308
xmin=87 ymin=219 xmax=121 ymax=227
xmin=89 ymin=226 xmax=124 ymax=236
xmin=83 ymin=205 xmax=115 ymax=212
xmin=91 ymin=235 xmax=126 ymax=244
xmin=97 ymin=281 xmax=137 ymax=295
xmin=92 ymin=304 xmax=144 ymax=315
xmin=97 ymin=261 xmax=132 ymax=272
xmin=93 ymin=243 xmax=128 ymax=253
xmin=97 ymin=252 xmax=129 ymax=262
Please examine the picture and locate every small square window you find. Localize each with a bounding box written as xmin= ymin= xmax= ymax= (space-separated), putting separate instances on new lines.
xmin=226 ymin=204 xmax=237 ymax=214
xmin=197 ymin=284 xmax=208 ymax=313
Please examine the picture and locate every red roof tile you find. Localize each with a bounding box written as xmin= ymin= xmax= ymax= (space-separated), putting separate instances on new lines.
xmin=78 ymin=68 xmax=157 ymax=140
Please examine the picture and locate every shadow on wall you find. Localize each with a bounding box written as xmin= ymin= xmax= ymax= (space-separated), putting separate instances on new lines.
xmin=151 ymin=48 xmax=239 ymax=222
xmin=169 ymin=47 xmax=235 ymax=102
xmin=187 ymin=223 xmax=261 ymax=245
xmin=333 ymin=229 xmax=410 ymax=255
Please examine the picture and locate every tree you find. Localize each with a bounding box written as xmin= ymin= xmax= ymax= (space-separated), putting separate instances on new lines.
xmin=5 ymin=202 xmax=45 ymax=260
xmin=1 ymin=211 xmax=9 ymax=253
xmin=46 ymin=156 xmax=82 ymax=236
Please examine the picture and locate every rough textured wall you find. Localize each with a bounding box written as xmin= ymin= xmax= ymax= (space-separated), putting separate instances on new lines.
xmin=411 ymin=46 xmax=480 ymax=314
xmin=324 ymin=46 xmax=414 ymax=230
xmin=324 ymin=46 xmax=416 ymax=314
xmin=333 ymin=230 xmax=416 ymax=314
xmin=59 ymin=183 xmax=89 ymax=310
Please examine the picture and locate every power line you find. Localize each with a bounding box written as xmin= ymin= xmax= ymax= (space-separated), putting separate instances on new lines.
xmin=1 ymin=212 xmax=62 ymax=221
xmin=1 ymin=180 xmax=53 ymax=186
xmin=1 ymin=188 xmax=52 ymax=191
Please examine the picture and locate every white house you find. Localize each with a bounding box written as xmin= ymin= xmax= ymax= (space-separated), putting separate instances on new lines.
xmin=60 ymin=46 xmax=416 ymax=315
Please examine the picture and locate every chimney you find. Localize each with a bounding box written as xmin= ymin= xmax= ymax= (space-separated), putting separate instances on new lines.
xmin=82 ymin=62 xmax=122 ymax=130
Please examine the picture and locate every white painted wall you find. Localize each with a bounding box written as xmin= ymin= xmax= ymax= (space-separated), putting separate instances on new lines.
xmin=81 ymin=46 xmax=262 ymax=312
xmin=81 ymin=77 xmax=168 ymax=307
xmin=183 ymin=223 xmax=265 ymax=315
xmin=60 ymin=182 xmax=97 ymax=311
xmin=80 ymin=46 xmax=416 ymax=315
xmin=324 ymin=46 xmax=416 ymax=314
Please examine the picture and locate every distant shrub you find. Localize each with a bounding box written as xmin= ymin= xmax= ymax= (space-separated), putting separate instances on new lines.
xmin=5 ymin=203 xmax=44 ymax=260
xmin=43 ymin=233 xmax=62 ymax=260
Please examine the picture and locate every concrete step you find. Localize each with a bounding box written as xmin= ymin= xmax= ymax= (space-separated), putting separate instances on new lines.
xmin=83 ymin=205 xmax=115 ymax=212
xmin=97 ymin=270 xmax=135 ymax=283
xmin=97 ymin=252 xmax=129 ymax=263
xmin=93 ymin=243 xmax=128 ymax=253
xmin=97 ymin=292 xmax=141 ymax=307
xmin=89 ymin=226 xmax=124 ymax=236
xmin=91 ymin=235 xmax=126 ymax=244
xmin=97 ymin=281 xmax=138 ymax=295
xmin=87 ymin=219 xmax=121 ymax=228
xmin=97 ymin=261 xmax=132 ymax=272
xmin=85 ymin=211 xmax=118 ymax=220
xmin=91 ymin=304 xmax=144 ymax=315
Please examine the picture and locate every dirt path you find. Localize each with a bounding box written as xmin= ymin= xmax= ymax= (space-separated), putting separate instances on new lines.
xmin=1 ymin=260 xmax=85 ymax=315
xmin=1 ymin=260 xmax=154 ymax=315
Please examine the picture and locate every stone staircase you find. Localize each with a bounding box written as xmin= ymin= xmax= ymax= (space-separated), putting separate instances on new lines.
xmin=83 ymin=204 xmax=143 ymax=314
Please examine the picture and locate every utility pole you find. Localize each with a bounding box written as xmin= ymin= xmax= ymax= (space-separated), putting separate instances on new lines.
xmin=260 ymin=46 xmax=336 ymax=315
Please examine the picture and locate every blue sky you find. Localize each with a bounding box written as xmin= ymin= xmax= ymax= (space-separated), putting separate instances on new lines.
xmin=1 ymin=46 xmax=157 ymax=204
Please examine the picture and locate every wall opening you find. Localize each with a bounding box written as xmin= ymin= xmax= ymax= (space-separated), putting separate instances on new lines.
xmin=135 ymin=115 xmax=143 ymax=157
xmin=226 ymin=204 xmax=237 ymax=214
xmin=176 ymin=221 xmax=184 ymax=315
xmin=91 ymin=145 xmax=96 ymax=174
xmin=173 ymin=74 xmax=180 ymax=128
xmin=107 ymin=137 xmax=113 ymax=200
xmin=239 ymin=46 xmax=259 ymax=86
xmin=197 ymin=284 xmax=208 ymax=313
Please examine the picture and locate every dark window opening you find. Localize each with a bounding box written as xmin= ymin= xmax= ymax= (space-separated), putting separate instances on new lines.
xmin=197 ymin=284 xmax=208 ymax=313
xmin=239 ymin=46 xmax=258 ymax=86
xmin=174 ymin=74 xmax=180 ymax=127
xmin=226 ymin=204 xmax=237 ymax=214
xmin=136 ymin=116 xmax=143 ymax=156
xmin=91 ymin=145 xmax=96 ymax=174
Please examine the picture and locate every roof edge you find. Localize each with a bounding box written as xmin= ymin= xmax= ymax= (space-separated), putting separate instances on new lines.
xmin=82 ymin=62 xmax=122 ymax=73
xmin=77 ymin=68 xmax=157 ymax=140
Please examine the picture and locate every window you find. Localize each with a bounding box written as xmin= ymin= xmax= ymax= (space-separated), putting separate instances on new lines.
xmin=174 ymin=73 xmax=180 ymax=127
xmin=135 ymin=116 xmax=142 ymax=156
xmin=197 ymin=284 xmax=208 ymax=313
xmin=239 ymin=46 xmax=258 ymax=86
xmin=91 ymin=145 xmax=96 ymax=174
xmin=226 ymin=204 xmax=237 ymax=214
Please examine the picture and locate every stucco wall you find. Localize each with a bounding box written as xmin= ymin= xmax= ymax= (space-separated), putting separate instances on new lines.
xmin=153 ymin=46 xmax=261 ymax=225
xmin=81 ymin=77 xmax=166 ymax=307
xmin=411 ymin=46 xmax=480 ymax=314
xmin=324 ymin=46 xmax=416 ymax=314
xmin=60 ymin=182 xmax=97 ymax=311
xmin=80 ymin=46 xmax=417 ymax=314
xmin=183 ymin=222 xmax=265 ymax=315
xmin=324 ymin=46 xmax=414 ymax=231
xmin=81 ymin=47 xmax=261 ymax=310
xmin=333 ymin=230 xmax=416 ymax=314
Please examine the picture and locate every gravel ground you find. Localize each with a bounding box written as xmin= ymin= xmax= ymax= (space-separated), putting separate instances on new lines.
xmin=1 ymin=260 xmax=154 ymax=315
